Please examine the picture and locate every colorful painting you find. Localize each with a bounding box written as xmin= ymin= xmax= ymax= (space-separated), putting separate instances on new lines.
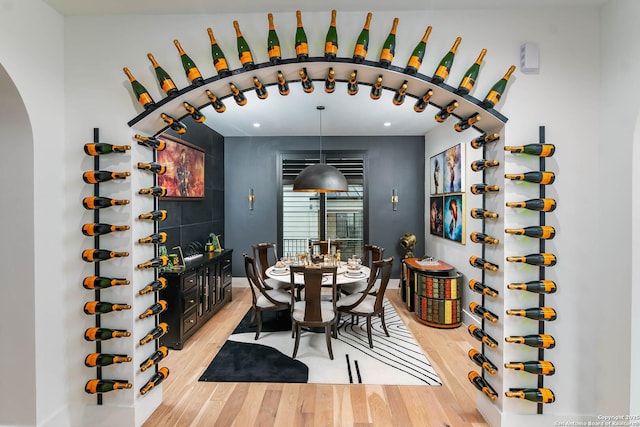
xmin=444 ymin=194 xmax=465 ymax=244
xmin=430 ymin=152 xmax=445 ymax=195
xmin=443 ymin=143 xmax=464 ymax=194
xmin=429 ymin=196 xmax=444 ymax=237
xmin=157 ymin=135 xmax=205 ymax=199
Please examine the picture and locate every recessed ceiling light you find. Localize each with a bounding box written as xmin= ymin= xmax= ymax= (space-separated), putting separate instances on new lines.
xmin=253 ymin=123 xmax=260 ymax=128
xmin=383 ymin=122 xmax=391 ymax=127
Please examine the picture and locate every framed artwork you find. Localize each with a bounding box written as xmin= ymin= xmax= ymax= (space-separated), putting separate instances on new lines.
xmin=429 ymin=196 xmax=444 ymax=237
xmin=430 ymin=152 xmax=445 ymax=195
xmin=444 ymin=194 xmax=465 ymax=244
xmin=156 ymin=134 xmax=205 ymax=199
xmin=443 ymin=143 xmax=465 ymax=194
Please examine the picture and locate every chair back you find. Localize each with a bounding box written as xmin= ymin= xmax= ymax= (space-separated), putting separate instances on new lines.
xmin=252 ymin=242 xmax=278 ymax=278
xmin=363 ymin=244 xmax=384 ymax=268
xmin=243 ymin=253 xmax=262 ymax=305
xmin=290 ymin=265 xmax=337 ymax=322
xmin=371 ymin=257 xmax=394 ymax=309
xmin=310 ymin=240 xmax=340 ymax=255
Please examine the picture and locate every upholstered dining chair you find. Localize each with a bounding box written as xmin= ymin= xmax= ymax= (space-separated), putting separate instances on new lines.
xmin=243 ymin=253 xmax=291 ymax=340
xmin=341 ymin=244 xmax=385 ymax=295
xmin=252 ymin=242 xmax=290 ymax=290
xmin=336 ymin=257 xmax=394 ymax=348
xmin=289 ymin=265 xmax=338 ymax=359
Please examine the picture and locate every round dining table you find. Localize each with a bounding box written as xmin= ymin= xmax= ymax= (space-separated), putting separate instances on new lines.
xmin=265 ymin=262 xmax=371 ymax=287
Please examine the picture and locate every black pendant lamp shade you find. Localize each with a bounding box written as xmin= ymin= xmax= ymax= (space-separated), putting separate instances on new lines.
xmin=293 ymin=105 xmax=348 ymax=193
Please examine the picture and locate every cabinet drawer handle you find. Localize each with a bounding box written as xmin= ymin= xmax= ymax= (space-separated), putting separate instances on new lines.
xmin=188 ymin=299 xmax=195 ymax=304
xmin=188 ymin=319 xmax=195 ymax=324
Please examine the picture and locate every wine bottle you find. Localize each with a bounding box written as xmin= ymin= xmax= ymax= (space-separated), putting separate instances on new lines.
xmin=469 ymin=256 xmax=499 ymax=272
xmin=468 ymin=279 xmax=499 ymax=298
xmin=505 ymin=388 xmax=555 ymax=403
xmin=82 ymin=223 xmax=129 ymax=236
xmin=81 ymin=249 xmax=129 ymax=263
xmin=505 ymin=171 xmax=555 ymax=185
xmin=468 ymin=371 xmax=498 ymax=401
xmin=138 ymin=277 xmax=168 ymax=295
xmin=482 ymin=65 xmax=516 ymax=109
xmin=378 ymin=17 xmax=399 ymax=67
xmin=505 ymin=226 xmax=556 ymax=240
xmin=294 ymin=10 xmax=309 ymax=61
xmin=85 ymin=353 xmax=132 ymax=368
xmin=183 ymin=102 xmax=206 ymax=123
xmin=392 ymin=81 xmax=408 ymax=106
xmin=139 ymin=322 xmax=169 ymax=345
xmin=504 ymin=143 xmax=555 ymax=157
xmin=266 ymin=13 xmax=282 ymax=64
xmin=470 ymin=133 xmax=500 ymax=149
xmin=370 ymin=75 xmax=383 ymax=100
xmin=277 ymin=71 xmax=290 ymax=96
xmin=229 ymin=83 xmax=247 ymax=106
xmin=468 ymin=324 xmax=499 ymax=348
xmin=347 ymin=71 xmax=359 ymax=96
xmin=139 ymin=186 xmax=167 ymax=197
xmin=413 ymin=89 xmax=433 ymax=113
xmin=405 ymin=26 xmax=433 ymax=74
xmin=470 ymin=232 xmax=499 ymax=245
xmin=506 ymin=253 xmax=557 ymax=267
xmin=138 ymin=300 xmax=168 ymax=319
xmin=434 ymin=101 xmax=458 ymax=123
xmin=507 ymin=280 xmax=557 ymax=294
xmin=82 ymin=170 xmax=130 ymax=184
xmin=353 ymin=12 xmax=373 ymax=63
xmin=137 ymin=162 xmax=166 ymax=175
xmin=253 ymin=76 xmax=268 ymax=100
xmin=506 ymin=198 xmax=557 ymax=212
xmin=470 ymin=183 xmax=499 ymax=195
xmin=160 ymin=113 xmax=187 ymax=134
xmin=82 ymin=196 xmax=129 ymax=210
xmin=324 ymin=10 xmax=338 ymax=60
xmin=134 ymin=134 xmax=166 ymax=151
xmin=138 ymin=210 xmax=167 ymax=221
xmin=233 ymin=20 xmax=255 ymax=70
xmin=505 ymin=334 xmax=555 ymax=349
xmin=84 ymin=327 xmax=131 ymax=341
xmin=122 ymin=67 xmax=155 ymax=110
xmin=454 ymin=113 xmax=481 ymax=132
xmin=137 ymin=256 xmax=169 ymax=269
xmin=504 ymin=360 xmax=556 ymax=376
xmin=138 ymin=232 xmax=167 ymax=244
xmin=147 ymin=53 xmax=178 ymax=97
xmin=205 ymin=89 xmax=226 ymax=113
xmin=456 ymin=48 xmax=487 ymax=95
xmin=140 ymin=346 xmax=169 ymax=372
xmin=471 ymin=159 xmax=499 ymax=172
xmin=206 ymin=27 xmax=230 ymax=77
xmin=469 ymin=302 xmax=499 ymax=323
xmin=432 ymin=37 xmax=461 ymax=84
xmin=140 ymin=367 xmax=170 ymax=395
xmin=173 ymin=39 xmax=203 ymax=86
xmin=83 ymin=276 xmax=130 ymax=290
xmin=85 ymin=379 xmax=132 ymax=394
xmin=83 ymin=301 xmax=131 ymax=315
xmin=506 ymin=307 xmax=557 ymax=321
xmin=299 ymin=68 xmax=314 ymax=93
xmin=470 ymin=208 xmax=499 ymax=219
xmin=324 ymin=68 xmax=335 ymax=93
xmin=468 ymin=349 xmax=498 ymax=375
xmin=84 ymin=143 xmax=130 ymax=156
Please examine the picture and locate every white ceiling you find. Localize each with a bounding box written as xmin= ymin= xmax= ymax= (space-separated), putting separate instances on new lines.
xmin=43 ymin=0 xmax=606 ymax=137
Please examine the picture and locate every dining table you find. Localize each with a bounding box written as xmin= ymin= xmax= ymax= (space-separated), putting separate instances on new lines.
xmin=265 ymin=262 xmax=371 ymax=288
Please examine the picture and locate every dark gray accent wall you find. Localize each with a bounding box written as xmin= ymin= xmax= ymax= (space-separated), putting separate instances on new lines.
xmin=224 ymin=135 xmax=425 ymax=278
xmin=159 ymin=117 xmax=225 ymax=253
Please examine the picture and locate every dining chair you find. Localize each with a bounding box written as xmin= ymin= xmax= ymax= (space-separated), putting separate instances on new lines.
xmin=336 ymin=257 xmax=394 ymax=348
xmin=289 ymin=264 xmax=338 ymax=359
xmin=243 ymin=253 xmax=291 ymax=340
xmin=341 ymin=244 xmax=385 ymax=295
xmin=252 ymin=242 xmax=290 ymax=290
xmin=310 ymin=240 xmax=341 ymax=255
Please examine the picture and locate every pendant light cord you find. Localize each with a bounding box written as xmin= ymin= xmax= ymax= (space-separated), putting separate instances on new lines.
xmin=317 ymin=105 xmax=324 ymax=163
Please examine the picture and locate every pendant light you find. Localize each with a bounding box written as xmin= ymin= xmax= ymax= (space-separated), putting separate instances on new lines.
xmin=293 ymin=105 xmax=348 ymax=192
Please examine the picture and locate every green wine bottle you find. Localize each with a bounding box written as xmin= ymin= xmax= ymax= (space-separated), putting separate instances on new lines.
xmin=347 ymin=70 xmax=358 ymax=96
xmin=173 ymin=39 xmax=204 ymax=86
xmin=233 ymin=20 xmax=255 ymax=70
xmin=85 ymin=353 xmax=132 ymax=367
xmin=147 ymin=53 xmax=178 ymax=97
xmin=267 ymin=13 xmax=282 ymax=64
xmin=85 ymin=379 xmax=131 ymax=394
xmin=353 ymin=12 xmax=372 ymax=63
xmin=294 ymin=10 xmax=309 ymax=61
xmin=506 ymin=307 xmax=557 ymax=321
xmin=456 ymin=48 xmax=487 ymax=95
xmin=123 ymin=67 xmax=155 ymax=110
xmin=504 ymin=143 xmax=555 ymax=157
xmin=207 ymin=27 xmax=230 ymax=77
xmin=434 ymin=101 xmax=458 ymax=123
xmin=505 ymin=334 xmax=555 ymax=349
xmin=83 ymin=301 xmax=131 ymax=315
xmin=454 ymin=113 xmax=481 ymax=132
xmin=470 ymin=133 xmax=500 ymax=149
xmin=370 ymin=75 xmax=383 ymax=100
xmin=470 ymin=159 xmax=499 ymax=172
xmin=506 ymin=198 xmax=556 ymax=212
xmin=413 ymin=89 xmax=433 ymax=113
xmin=253 ymin=76 xmax=268 ymax=100
xmin=507 ymin=280 xmax=557 ymax=294
xmin=505 ymin=226 xmax=556 ymax=239
xmin=324 ymin=68 xmax=335 ymax=93
xmin=183 ymin=102 xmax=205 ymax=123
xmin=299 ymin=68 xmax=314 ymax=93
xmin=392 ymin=81 xmax=408 ymax=106
xmin=506 ymin=253 xmax=557 ymax=267
xmin=505 ymin=171 xmax=555 ymax=185
xmin=504 ymin=361 xmax=555 ymax=376
xmin=229 ymin=83 xmax=247 ymax=106
xmin=378 ymin=17 xmax=399 ymax=67
xmin=277 ymin=71 xmax=290 ymax=96
xmin=468 ymin=349 xmax=498 ymax=375
xmin=482 ymin=65 xmax=516 ymax=109
xmin=160 ymin=113 xmax=187 ymax=134
xmin=205 ymin=90 xmax=226 ymax=113
xmin=404 ymin=26 xmax=432 ymax=74
xmin=83 ymin=276 xmax=130 ymax=290
xmin=324 ymin=10 xmax=338 ymax=60
xmin=432 ymin=37 xmax=461 ymax=84
xmin=84 ymin=327 xmax=131 ymax=341
xmin=83 ymin=143 xmax=130 ymax=156
xmin=505 ymin=388 xmax=555 ymax=403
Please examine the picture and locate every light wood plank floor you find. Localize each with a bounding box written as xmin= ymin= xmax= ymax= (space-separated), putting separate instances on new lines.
xmin=143 ymin=286 xmax=489 ymax=427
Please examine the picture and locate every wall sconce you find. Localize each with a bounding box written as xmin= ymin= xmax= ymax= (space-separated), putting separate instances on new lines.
xmin=248 ymin=188 xmax=255 ymax=210
xmin=391 ymin=189 xmax=399 ymax=211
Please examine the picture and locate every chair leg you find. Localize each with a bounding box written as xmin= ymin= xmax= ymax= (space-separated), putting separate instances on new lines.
xmin=366 ymin=316 xmax=373 ymax=348
xmin=380 ymin=308 xmax=390 ymax=337
xmin=292 ymin=323 xmax=301 ymax=359
xmin=325 ymin=326 xmax=334 ymax=360
xmin=255 ymin=311 xmax=263 ymax=340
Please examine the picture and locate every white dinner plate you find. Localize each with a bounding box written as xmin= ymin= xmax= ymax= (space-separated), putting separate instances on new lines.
xmin=271 ymin=269 xmax=289 ymax=276
xmin=345 ymin=271 xmax=365 ymax=278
